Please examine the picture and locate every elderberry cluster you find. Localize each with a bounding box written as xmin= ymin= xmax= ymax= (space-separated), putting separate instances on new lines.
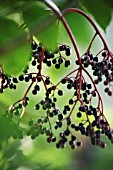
xmin=2 ymin=39 xmax=113 ymax=150
xmin=31 ymin=40 xmax=71 ymax=70
xmin=76 ymin=51 xmax=113 ymax=96
xmin=0 ymin=67 xmax=18 ymax=93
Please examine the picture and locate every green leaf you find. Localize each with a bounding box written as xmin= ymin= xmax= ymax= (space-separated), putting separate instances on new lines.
xmin=79 ymin=0 xmax=113 ymax=31
xmin=37 ymin=21 xmax=58 ymax=50
xmin=0 ymin=18 xmax=30 ymax=76
xmin=0 ymin=115 xmax=13 ymax=140
xmin=23 ymin=2 xmax=58 ymax=50
xmin=23 ymin=2 xmax=49 ymax=29
xmin=0 ymin=18 xmax=23 ymax=48
xmin=0 ymin=43 xmax=30 ymax=76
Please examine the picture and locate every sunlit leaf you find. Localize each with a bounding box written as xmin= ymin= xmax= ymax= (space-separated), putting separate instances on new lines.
xmin=37 ymin=21 xmax=58 ymax=50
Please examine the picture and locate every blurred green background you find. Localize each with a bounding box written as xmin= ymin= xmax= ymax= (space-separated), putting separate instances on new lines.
xmin=0 ymin=0 xmax=113 ymax=170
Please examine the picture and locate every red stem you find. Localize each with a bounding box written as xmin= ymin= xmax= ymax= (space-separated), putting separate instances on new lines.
xmin=43 ymin=0 xmax=82 ymax=66
xmin=87 ymin=33 xmax=97 ymax=51
xmin=62 ymin=8 xmax=109 ymax=50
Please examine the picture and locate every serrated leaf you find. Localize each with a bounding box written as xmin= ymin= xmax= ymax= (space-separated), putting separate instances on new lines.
xmin=79 ymin=0 xmax=112 ymax=31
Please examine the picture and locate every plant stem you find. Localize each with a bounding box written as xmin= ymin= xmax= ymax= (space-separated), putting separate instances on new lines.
xmin=43 ymin=0 xmax=82 ymax=65
xmin=62 ymin=8 xmax=109 ymax=50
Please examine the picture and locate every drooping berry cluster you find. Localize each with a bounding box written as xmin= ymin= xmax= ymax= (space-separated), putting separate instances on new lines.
xmin=76 ymin=50 xmax=113 ymax=96
xmin=0 ymin=67 xmax=17 ymax=93
xmin=1 ymin=38 xmax=113 ymax=150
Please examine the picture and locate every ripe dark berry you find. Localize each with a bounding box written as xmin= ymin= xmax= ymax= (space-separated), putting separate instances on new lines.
xmin=12 ymin=77 xmax=18 ymax=83
xmin=58 ymin=114 xmax=63 ymax=120
xmin=46 ymin=61 xmax=51 ymax=67
xmin=64 ymin=129 xmax=70 ymax=136
xmin=45 ymin=78 xmax=50 ymax=85
xmin=32 ymin=89 xmax=37 ymax=95
xmin=55 ymin=64 xmax=60 ymax=69
xmin=48 ymin=52 xmax=54 ymax=59
xmin=35 ymin=104 xmax=40 ymax=110
xmin=71 ymin=135 xmax=76 ymax=141
xmin=59 ymin=45 xmax=66 ymax=51
xmin=67 ymin=83 xmax=72 ymax=89
xmin=61 ymin=78 xmax=67 ymax=84
xmin=104 ymin=81 xmax=108 ymax=86
xmin=81 ymin=82 xmax=87 ymax=90
xmin=53 ymin=97 xmax=57 ymax=102
xmin=77 ymin=112 xmax=82 ymax=118
xmin=56 ymin=142 xmax=60 ymax=149
xmin=51 ymin=136 xmax=56 ymax=142
xmin=37 ymin=45 xmax=42 ymax=52
xmin=83 ymin=92 xmax=88 ymax=98
xmin=69 ymin=99 xmax=74 ymax=105
xmin=64 ymin=105 xmax=70 ymax=111
xmin=87 ymin=110 xmax=92 ymax=115
xmin=108 ymin=91 xmax=112 ymax=96
xmin=102 ymin=52 xmax=106 ymax=57
xmin=92 ymin=91 xmax=96 ymax=97
xmin=25 ymin=76 xmax=30 ymax=82
xmin=52 ymin=58 xmax=57 ymax=64
xmin=93 ymin=56 xmax=98 ymax=62
xmin=71 ymin=124 xmax=75 ymax=129
xmin=9 ymin=83 xmax=14 ymax=89
xmin=76 ymin=141 xmax=82 ymax=147
xmin=58 ymin=90 xmax=63 ymax=96
xmin=63 ymin=109 xmax=67 ymax=115
xmin=84 ymin=63 xmax=89 ymax=68
xmin=65 ymin=47 xmax=71 ymax=56
xmin=87 ymin=84 xmax=92 ymax=89
xmin=31 ymin=41 xmax=37 ymax=50
xmin=104 ymin=87 xmax=109 ymax=93
xmin=47 ymin=137 xmax=52 ymax=143
xmin=13 ymin=85 xmax=16 ymax=89
xmin=71 ymin=143 xmax=76 ymax=149
xmin=37 ymin=76 xmax=41 ymax=82
xmin=32 ymin=60 xmax=36 ymax=66
xmin=19 ymin=75 xmax=24 ymax=81
xmin=76 ymin=60 xmax=79 ymax=65
xmin=34 ymin=84 xmax=40 ymax=91
xmin=65 ymin=60 xmax=71 ymax=67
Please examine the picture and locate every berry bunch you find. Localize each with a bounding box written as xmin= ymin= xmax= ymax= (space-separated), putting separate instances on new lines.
xmin=2 ymin=38 xmax=112 ymax=150
xmin=76 ymin=50 xmax=113 ymax=96
xmin=0 ymin=67 xmax=17 ymax=93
